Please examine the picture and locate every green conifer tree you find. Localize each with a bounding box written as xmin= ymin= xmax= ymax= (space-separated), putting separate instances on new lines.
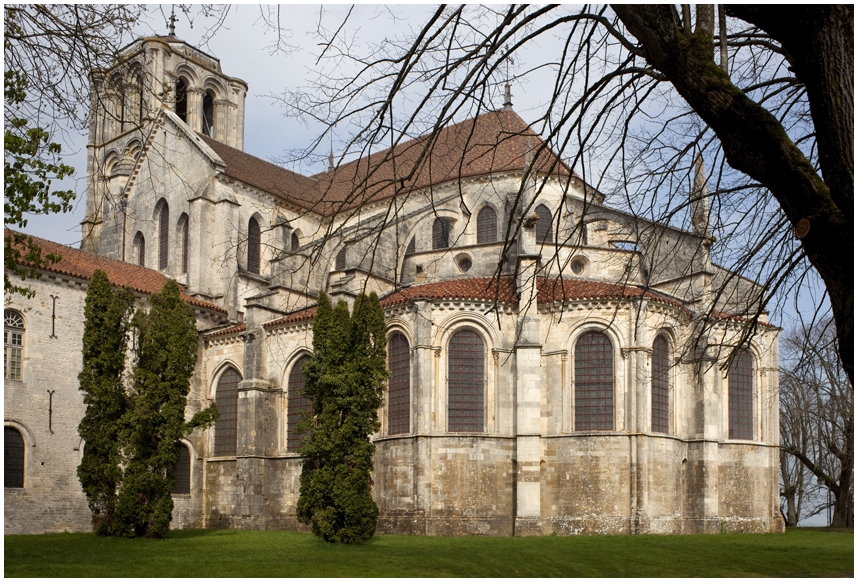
xmin=113 ymin=279 xmax=218 ymax=538
xmin=297 ymin=291 xmax=389 ymax=543
xmin=77 ymin=269 xmax=134 ymax=534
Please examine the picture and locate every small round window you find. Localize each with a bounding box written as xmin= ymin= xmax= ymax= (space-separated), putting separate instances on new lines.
xmin=571 ymin=260 xmax=585 ymax=275
xmin=458 ymin=257 xmax=472 ymax=273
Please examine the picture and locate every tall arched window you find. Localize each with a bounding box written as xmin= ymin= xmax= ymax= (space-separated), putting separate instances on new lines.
xmin=388 ymin=332 xmax=411 ymax=435
xmin=651 ymin=335 xmax=670 ymax=434
xmin=247 ymin=217 xmax=261 ymax=274
xmin=728 ymin=349 xmax=753 ymax=440
xmin=178 ymin=213 xmax=189 ymax=274
xmin=575 ymin=331 xmax=613 ymax=431
xmin=477 ymin=206 xmax=497 ymax=244
xmin=4 ymin=427 xmax=24 ymax=488
xmin=4 ymin=310 xmax=24 ymax=381
xmin=291 ymin=231 xmax=300 ymax=252
xmin=433 ymin=218 xmax=451 ymax=250
xmin=202 ymin=90 xmax=215 ymax=136
xmin=448 ymin=329 xmax=484 ymax=432
xmin=157 ymin=199 xmax=169 ymax=270
xmin=133 ymin=231 xmax=145 ymax=267
xmin=175 ymin=78 xmax=188 ymax=123
xmin=287 ymin=355 xmax=313 ymax=453
xmin=171 ymin=443 xmax=191 ymax=495
xmin=335 ymin=246 xmax=347 ymax=271
xmin=213 ymin=367 xmax=241 ymax=456
xmin=535 ymin=204 xmax=554 ymax=244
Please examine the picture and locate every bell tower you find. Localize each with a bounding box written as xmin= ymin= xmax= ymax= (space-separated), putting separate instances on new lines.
xmin=81 ymin=34 xmax=247 ymax=255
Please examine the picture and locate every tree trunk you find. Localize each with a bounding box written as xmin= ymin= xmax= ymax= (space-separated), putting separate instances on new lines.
xmin=613 ymin=5 xmax=854 ymax=384
xmin=831 ymin=487 xmax=853 ymax=528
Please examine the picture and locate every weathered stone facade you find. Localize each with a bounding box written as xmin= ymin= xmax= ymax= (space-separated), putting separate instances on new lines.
xmin=5 ymin=36 xmax=783 ymax=536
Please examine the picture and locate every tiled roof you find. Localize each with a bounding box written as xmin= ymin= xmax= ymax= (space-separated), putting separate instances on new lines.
xmin=709 ymin=310 xmax=777 ymax=328
xmin=380 ymin=277 xmax=519 ymax=308
xmin=536 ymin=278 xmax=688 ymax=311
xmin=201 ymin=109 xmax=574 ymax=216
xmin=202 ymin=323 xmax=246 ymax=338
xmin=257 ymin=277 xmax=772 ymax=330
xmin=262 ymin=305 xmax=317 ymax=329
xmin=198 ymin=134 xmax=318 ymax=208
xmin=5 ymin=230 xmax=227 ymax=314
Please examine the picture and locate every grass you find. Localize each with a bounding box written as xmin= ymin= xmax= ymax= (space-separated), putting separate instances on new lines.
xmin=4 ymin=527 xmax=853 ymax=577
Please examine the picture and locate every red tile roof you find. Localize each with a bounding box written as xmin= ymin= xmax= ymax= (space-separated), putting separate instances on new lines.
xmin=380 ymin=277 xmax=518 ymax=308
xmin=536 ymin=278 xmax=688 ymax=311
xmin=201 ymin=109 xmax=574 ymax=216
xmin=262 ymin=306 xmax=317 ymax=329
xmin=709 ymin=310 xmax=777 ymax=328
xmin=258 ymin=277 xmax=773 ymax=331
xmin=202 ymin=322 xmax=246 ymax=338
xmin=5 ymin=230 xmax=227 ymax=314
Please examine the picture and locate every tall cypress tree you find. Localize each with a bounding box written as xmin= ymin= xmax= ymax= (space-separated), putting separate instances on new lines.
xmin=297 ymin=291 xmax=389 ymax=543
xmin=77 ymin=269 xmax=135 ymax=535
xmin=114 ymin=279 xmax=217 ymax=538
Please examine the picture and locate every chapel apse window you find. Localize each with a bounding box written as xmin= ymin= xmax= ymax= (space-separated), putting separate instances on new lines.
xmin=387 ymin=332 xmax=411 ymax=435
xmin=575 ymin=331 xmax=613 ymax=431
xmin=477 ymin=206 xmax=497 ymax=244
xmin=432 ymin=218 xmax=452 ymax=250
xmin=448 ymin=329 xmax=485 ymax=433
xmin=213 ymin=367 xmax=241 ymax=456
xmin=171 ymin=443 xmax=191 ymax=495
xmin=157 ymin=200 xmax=169 ymax=271
xmin=4 ymin=427 xmax=24 ymax=488
xmin=651 ymin=335 xmax=670 ymax=434
xmin=287 ymin=355 xmax=313 ymax=453
xmin=5 ymin=310 xmax=24 ymax=381
xmin=535 ymin=204 xmax=554 ymax=244
xmin=728 ymin=349 xmax=753 ymax=440
xmin=291 ymin=231 xmax=300 ymax=252
xmin=247 ymin=217 xmax=261 ymax=274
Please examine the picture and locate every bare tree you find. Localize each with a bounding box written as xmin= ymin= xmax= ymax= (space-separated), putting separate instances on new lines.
xmin=780 ymin=319 xmax=853 ymax=528
xmin=271 ymin=5 xmax=851 ymax=379
xmin=4 ymin=4 xmax=143 ymax=293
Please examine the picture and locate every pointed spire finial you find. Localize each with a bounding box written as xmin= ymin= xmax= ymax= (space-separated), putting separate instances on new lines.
xmin=503 ymin=82 xmax=512 ymax=110
xmin=168 ymin=6 xmax=177 ymax=37
xmin=328 ymin=150 xmax=334 ymax=173
xmin=691 ymin=150 xmax=711 ymax=237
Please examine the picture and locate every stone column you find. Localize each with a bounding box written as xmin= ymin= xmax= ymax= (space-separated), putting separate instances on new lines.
xmin=625 ymin=299 xmax=651 ymax=534
xmin=513 ymin=238 xmax=543 ymax=534
xmin=691 ymin=335 xmax=721 ymax=533
xmin=214 ymin=99 xmax=231 ymax=143
xmin=187 ymin=88 xmax=204 ymax=133
xmin=234 ymin=306 xmax=279 ymax=530
xmin=410 ymin=300 xmax=433 ymax=534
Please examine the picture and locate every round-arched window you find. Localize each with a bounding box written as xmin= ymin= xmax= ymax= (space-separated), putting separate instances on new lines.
xmin=448 ymin=329 xmax=485 ymax=432
xmin=574 ymin=331 xmax=613 ymax=431
xmin=213 ymin=367 xmax=241 ymax=456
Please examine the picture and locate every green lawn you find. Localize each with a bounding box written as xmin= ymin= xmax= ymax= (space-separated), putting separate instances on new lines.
xmin=4 ymin=527 xmax=852 ymax=577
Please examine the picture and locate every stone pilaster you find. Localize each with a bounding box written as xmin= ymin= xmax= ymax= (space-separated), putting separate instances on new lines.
xmin=187 ymin=88 xmax=204 ymax=133
xmin=514 ymin=245 xmax=542 ymax=534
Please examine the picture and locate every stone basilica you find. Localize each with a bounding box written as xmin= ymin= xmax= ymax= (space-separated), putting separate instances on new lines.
xmin=5 ymin=35 xmax=783 ymax=536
